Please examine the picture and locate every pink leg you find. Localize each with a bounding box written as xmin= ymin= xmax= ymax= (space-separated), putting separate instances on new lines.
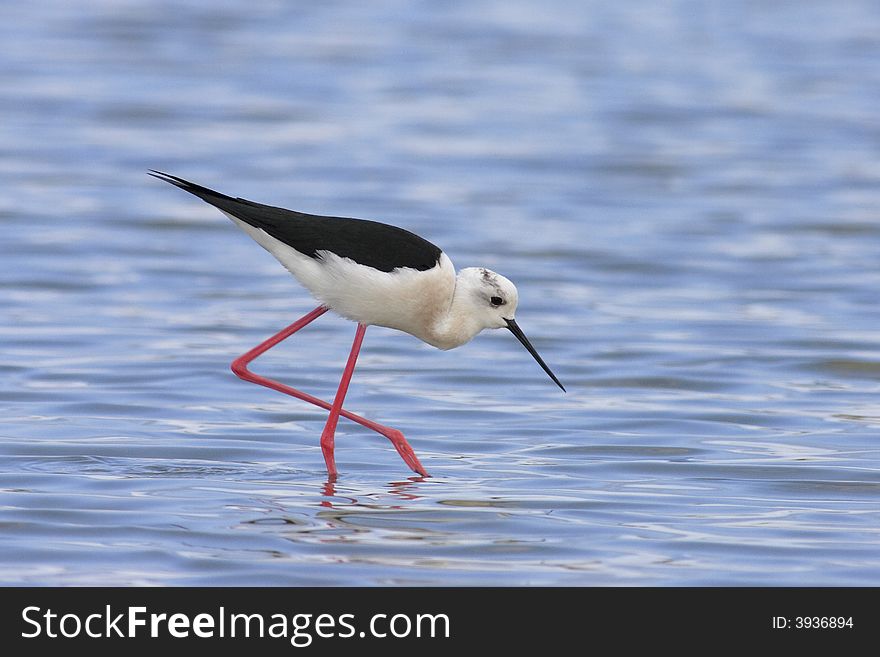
xmin=230 ymin=306 xmax=428 ymax=477
xmin=320 ymin=323 xmax=366 ymax=479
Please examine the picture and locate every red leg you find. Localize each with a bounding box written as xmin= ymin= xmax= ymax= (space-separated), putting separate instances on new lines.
xmin=319 ymin=323 xmax=366 ymax=479
xmin=230 ymin=306 xmax=428 ymax=477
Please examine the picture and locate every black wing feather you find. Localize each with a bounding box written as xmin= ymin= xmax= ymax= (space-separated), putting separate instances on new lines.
xmin=148 ymin=170 xmax=443 ymax=272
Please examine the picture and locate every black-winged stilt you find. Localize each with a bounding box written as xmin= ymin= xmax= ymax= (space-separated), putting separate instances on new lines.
xmin=149 ymin=170 xmax=564 ymax=479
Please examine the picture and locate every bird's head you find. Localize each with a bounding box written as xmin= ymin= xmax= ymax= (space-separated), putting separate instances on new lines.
xmin=458 ymin=267 xmax=519 ymax=329
xmin=458 ymin=267 xmax=564 ymax=392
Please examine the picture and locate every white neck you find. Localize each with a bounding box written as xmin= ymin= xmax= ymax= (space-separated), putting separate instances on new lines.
xmin=422 ymin=271 xmax=489 ymax=350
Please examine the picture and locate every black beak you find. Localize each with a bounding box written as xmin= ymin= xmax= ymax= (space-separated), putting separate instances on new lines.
xmin=504 ymin=318 xmax=565 ymax=392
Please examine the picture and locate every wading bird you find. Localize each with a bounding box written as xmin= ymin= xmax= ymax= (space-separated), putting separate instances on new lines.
xmin=150 ymin=171 xmax=564 ymax=478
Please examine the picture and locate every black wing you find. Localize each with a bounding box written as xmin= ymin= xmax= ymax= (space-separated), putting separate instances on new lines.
xmin=148 ymin=171 xmax=443 ymax=272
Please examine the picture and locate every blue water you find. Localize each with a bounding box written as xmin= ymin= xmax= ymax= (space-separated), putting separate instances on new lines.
xmin=2 ymin=0 xmax=880 ymax=585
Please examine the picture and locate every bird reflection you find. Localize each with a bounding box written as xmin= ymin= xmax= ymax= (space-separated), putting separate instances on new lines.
xmin=319 ymin=475 xmax=427 ymax=509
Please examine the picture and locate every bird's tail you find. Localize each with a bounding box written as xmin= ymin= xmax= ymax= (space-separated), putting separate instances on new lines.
xmin=147 ymin=170 xmax=241 ymax=207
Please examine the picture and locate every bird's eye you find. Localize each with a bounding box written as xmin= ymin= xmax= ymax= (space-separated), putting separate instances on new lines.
xmin=490 ymin=296 xmax=504 ymax=306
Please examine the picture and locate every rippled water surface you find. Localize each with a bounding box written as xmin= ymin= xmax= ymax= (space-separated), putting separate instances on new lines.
xmin=2 ymin=1 xmax=880 ymax=585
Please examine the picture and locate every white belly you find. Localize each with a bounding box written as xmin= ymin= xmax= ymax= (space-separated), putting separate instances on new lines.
xmin=225 ymin=214 xmax=456 ymax=343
